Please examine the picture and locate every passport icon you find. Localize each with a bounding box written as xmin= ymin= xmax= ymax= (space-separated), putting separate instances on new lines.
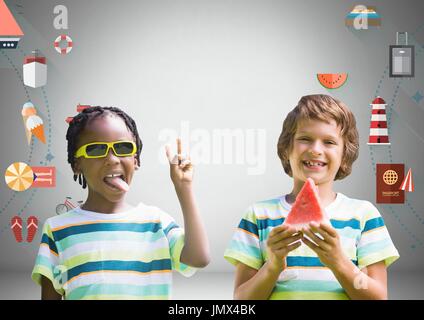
xmin=376 ymin=164 xmax=405 ymax=204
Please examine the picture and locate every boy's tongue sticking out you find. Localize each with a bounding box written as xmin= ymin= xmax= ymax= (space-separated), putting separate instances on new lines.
xmin=104 ymin=174 xmax=129 ymax=192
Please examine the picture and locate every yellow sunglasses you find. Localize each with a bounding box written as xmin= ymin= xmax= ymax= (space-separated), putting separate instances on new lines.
xmin=75 ymin=141 xmax=137 ymax=159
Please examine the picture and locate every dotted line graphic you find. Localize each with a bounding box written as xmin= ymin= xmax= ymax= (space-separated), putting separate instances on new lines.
xmin=27 ymin=135 xmax=35 ymax=163
xmin=0 ymin=194 xmax=17 ymax=215
xmin=385 ymin=206 xmax=424 ymax=249
xmin=369 ymin=25 xmax=424 ymax=249
xmin=0 ymin=189 xmax=38 ymax=235
xmin=414 ymin=24 xmax=424 ymax=33
xmin=40 ymin=87 xmax=53 ymax=165
xmin=405 ymin=200 xmax=424 ymax=225
xmin=0 ymin=49 xmax=36 ymax=217
xmin=386 ymin=79 xmax=401 ymax=163
xmin=387 ymin=27 xmax=424 ymax=226
xmin=0 ymin=48 xmax=52 ymax=238
xmin=415 ymin=43 xmax=424 ymax=57
xmin=0 ymin=49 xmax=30 ymax=101
xmin=375 ymin=67 xmax=388 ymax=93
xmin=369 ymin=67 xmax=389 ymax=177
xmin=370 ymin=80 xmax=421 ymax=249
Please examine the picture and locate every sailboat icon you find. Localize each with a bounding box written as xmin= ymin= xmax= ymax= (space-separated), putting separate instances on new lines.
xmin=0 ymin=0 xmax=24 ymax=49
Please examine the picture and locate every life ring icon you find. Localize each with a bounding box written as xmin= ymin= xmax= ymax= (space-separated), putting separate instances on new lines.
xmin=54 ymin=35 xmax=73 ymax=54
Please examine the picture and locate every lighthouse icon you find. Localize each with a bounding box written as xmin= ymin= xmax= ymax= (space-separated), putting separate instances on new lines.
xmin=367 ymin=96 xmax=390 ymax=145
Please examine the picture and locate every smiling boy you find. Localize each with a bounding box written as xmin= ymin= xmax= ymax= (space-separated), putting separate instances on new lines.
xmin=224 ymin=94 xmax=399 ymax=300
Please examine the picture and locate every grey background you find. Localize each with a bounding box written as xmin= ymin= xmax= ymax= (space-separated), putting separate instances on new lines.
xmin=0 ymin=0 xmax=423 ymax=298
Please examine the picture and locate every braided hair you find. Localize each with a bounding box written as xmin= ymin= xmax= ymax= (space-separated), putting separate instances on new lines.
xmin=66 ymin=106 xmax=143 ymax=189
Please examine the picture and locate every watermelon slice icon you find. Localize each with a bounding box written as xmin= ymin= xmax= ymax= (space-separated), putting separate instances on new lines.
xmin=284 ymin=178 xmax=325 ymax=228
xmin=317 ymin=73 xmax=348 ymax=89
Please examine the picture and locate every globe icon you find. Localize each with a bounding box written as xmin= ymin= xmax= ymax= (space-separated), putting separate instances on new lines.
xmin=383 ymin=170 xmax=398 ymax=185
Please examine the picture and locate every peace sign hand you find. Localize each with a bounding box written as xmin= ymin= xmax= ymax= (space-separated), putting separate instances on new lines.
xmin=165 ymin=138 xmax=194 ymax=189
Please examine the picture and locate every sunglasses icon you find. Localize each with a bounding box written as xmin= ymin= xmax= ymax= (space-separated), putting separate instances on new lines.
xmin=75 ymin=141 xmax=137 ymax=159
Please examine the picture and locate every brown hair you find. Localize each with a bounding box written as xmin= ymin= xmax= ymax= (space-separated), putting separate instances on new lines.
xmin=277 ymin=94 xmax=359 ymax=180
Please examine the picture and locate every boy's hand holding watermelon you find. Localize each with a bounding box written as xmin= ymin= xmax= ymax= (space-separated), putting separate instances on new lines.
xmin=283 ymin=178 xmax=349 ymax=269
xmin=301 ymin=221 xmax=349 ymax=270
xmin=266 ymin=225 xmax=302 ymax=272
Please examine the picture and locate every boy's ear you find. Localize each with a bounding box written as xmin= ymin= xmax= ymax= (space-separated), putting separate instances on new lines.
xmin=134 ymin=158 xmax=140 ymax=170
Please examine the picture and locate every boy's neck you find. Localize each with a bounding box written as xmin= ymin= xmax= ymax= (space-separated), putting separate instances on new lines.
xmin=288 ymin=179 xmax=337 ymax=208
xmin=82 ymin=191 xmax=132 ymax=214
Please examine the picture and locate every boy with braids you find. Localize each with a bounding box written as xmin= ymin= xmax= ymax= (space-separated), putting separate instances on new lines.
xmin=32 ymin=106 xmax=210 ymax=300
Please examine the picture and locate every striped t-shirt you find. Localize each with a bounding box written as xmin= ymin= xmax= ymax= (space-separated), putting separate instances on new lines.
xmin=224 ymin=193 xmax=399 ymax=300
xmin=31 ymin=203 xmax=196 ymax=299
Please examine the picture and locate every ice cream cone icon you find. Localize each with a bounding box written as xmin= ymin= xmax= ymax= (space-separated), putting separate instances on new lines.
xmin=21 ymin=102 xmax=37 ymax=145
xmin=26 ymin=114 xmax=46 ymax=144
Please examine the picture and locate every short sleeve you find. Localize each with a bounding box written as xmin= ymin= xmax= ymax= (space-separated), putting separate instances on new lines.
xmin=31 ymin=220 xmax=65 ymax=296
xmin=357 ymin=202 xmax=400 ymax=270
xmin=159 ymin=210 xmax=197 ymax=277
xmin=224 ymin=206 xmax=264 ymax=270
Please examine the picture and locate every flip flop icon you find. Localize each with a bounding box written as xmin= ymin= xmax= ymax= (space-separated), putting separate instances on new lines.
xmin=26 ymin=216 xmax=38 ymax=243
xmin=11 ymin=216 xmax=23 ymax=243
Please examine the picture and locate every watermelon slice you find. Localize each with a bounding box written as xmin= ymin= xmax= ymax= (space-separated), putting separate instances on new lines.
xmin=317 ymin=73 xmax=348 ymax=89
xmin=284 ymin=178 xmax=325 ymax=228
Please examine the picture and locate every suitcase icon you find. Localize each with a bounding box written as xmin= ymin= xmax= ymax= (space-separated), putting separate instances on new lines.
xmin=389 ymin=32 xmax=415 ymax=78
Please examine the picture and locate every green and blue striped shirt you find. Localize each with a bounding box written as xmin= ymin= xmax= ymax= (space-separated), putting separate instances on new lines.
xmin=32 ymin=203 xmax=195 ymax=299
xmin=224 ymin=193 xmax=399 ymax=299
